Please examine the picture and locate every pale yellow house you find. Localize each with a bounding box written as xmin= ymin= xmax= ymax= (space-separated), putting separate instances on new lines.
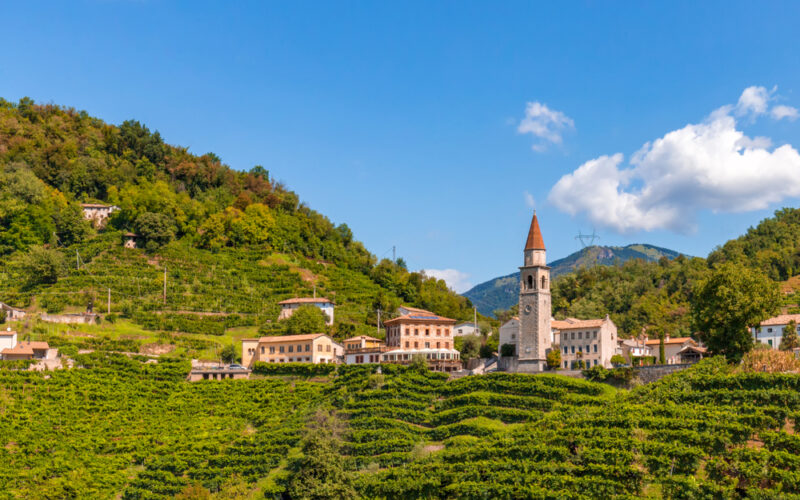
xmin=242 ymin=333 xmax=339 ymax=367
xmin=554 ymin=316 xmax=618 ymax=369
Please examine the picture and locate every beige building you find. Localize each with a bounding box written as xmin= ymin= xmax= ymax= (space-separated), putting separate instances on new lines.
xmin=498 ymin=317 xmax=520 ymax=356
xmin=241 ymin=333 xmax=339 ymax=367
xmin=0 ymin=330 xmax=17 ymax=352
xmin=277 ymin=297 xmax=334 ymax=325
xmin=123 ymin=232 xmax=139 ymax=249
xmin=644 ymin=336 xmax=699 ymax=365
xmin=187 ymin=366 xmax=251 ymax=382
xmin=752 ymin=314 xmax=800 ymax=350
xmin=555 ymin=316 xmax=618 ymax=369
xmin=343 ymin=335 xmax=387 ymax=365
xmin=0 ymin=302 xmax=26 ymax=321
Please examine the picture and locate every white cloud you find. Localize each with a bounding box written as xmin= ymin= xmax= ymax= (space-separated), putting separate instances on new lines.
xmin=736 ymin=85 xmax=773 ymax=116
xmin=772 ymin=105 xmax=799 ymax=121
xmin=548 ymin=87 xmax=800 ymax=234
xmin=523 ymin=191 xmax=536 ymax=208
xmin=423 ymin=269 xmax=473 ymax=293
xmin=517 ymin=101 xmax=574 ymax=152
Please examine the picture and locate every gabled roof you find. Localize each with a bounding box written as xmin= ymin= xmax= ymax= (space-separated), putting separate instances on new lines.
xmin=0 ymin=341 xmax=46 ymax=355
xmin=524 ymin=212 xmax=546 ymax=251
xmin=552 ymin=317 xmax=606 ymax=330
xmin=759 ymin=314 xmax=800 ymax=327
xmin=278 ymin=297 xmax=333 ymax=305
xmin=0 ymin=330 xmax=17 ymax=337
xmin=397 ymin=306 xmax=436 ymax=315
xmin=383 ymin=312 xmax=456 ymax=325
xmin=80 ymin=203 xmax=114 ymax=209
xmin=257 ymin=333 xmax=327 ymax=343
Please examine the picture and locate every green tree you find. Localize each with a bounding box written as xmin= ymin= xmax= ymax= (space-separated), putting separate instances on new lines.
xmin=220 ymin=344 xmax=238 ymax=364
xmin=134 ymin=212 xmax=175 ymax=251
xmin=658 ymin=332 xmax=666 ymax=364
xmin=546 ymin=347 xmax=561 ymax=370
xmin=610 ymin=354 xmax=626 ymax=366
xmin=15 ymin=246 xmax=67 ymax=286
xmin=410 ymin=353 xmax=429 ymax=372
xmin=692 ymin=262 xmax=781 ymax=362
xmin=457 ymin=335 xmax=481 ymax=361
xmin=780 ymin=320 xmax=799 ymax=351
xmin=285 ymin=305 xmax=328 ymax=334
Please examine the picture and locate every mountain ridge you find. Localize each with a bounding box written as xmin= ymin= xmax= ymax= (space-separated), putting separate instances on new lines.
xmin=464 ymin=243 xmax=685 ymax=316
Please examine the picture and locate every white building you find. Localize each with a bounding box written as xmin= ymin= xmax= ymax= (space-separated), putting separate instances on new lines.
xmin=277 ymin=297 xmax=334 ymax=325
xmin=80 ymin=203 xmax=118 ymax=228
xmin=752 ymin=314 xmax=800 ymax=349
xmin=0 ymin=329 xmax=17 ymax=352
xmin=498 ymin=317 xmax=520 ymax=355
xmin=453 ymin=322 xmax=480 ymax=337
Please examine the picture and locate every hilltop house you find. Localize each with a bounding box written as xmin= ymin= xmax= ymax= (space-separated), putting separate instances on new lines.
xmin=0 ymin=329 xmax=17 ymax=352
xmin=0 ymin=302 xmax=26 ymax=321
xmin=80 ymin=203 xmax=118 ymax=228
xmin=752 ymin=314 xmax=800 ymax=349
xmin=241 ymin=333 xmax=340 ymax=367
xmin=278 ymin=297 xmax=334 ymax=325
xmin=555 ymin=316 xmax=618 ymax=369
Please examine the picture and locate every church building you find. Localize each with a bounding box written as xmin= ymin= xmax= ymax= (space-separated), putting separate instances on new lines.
xmin=514 ymin=212 xmax=552 ymax=372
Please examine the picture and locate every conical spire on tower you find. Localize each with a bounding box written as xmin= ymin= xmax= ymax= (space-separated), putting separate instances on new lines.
xmin=524 ymin=211 xmax=546 ymax=251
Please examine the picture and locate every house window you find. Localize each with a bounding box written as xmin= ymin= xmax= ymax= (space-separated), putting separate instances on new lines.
xmin=768 ymin=328 xmax=773 ymax=333
xmin=279 ymin=346 xmax=285 ymax=353
xmin=269 ymin=346 xmax=275 ymax=354
xmin=527 ymin=275 xmax=533 ymax=289
xmin=571 ymin=346 xmax=575 ymax=354
xmin=414 ymin=342 xmax=419 ymax=348
xmin=563 ymin=346 xmax=568 ymax=354
xmin=326 ymin=345 xmax=331 ymax=352
xmin=768 ymin=339 xmax=773 ymax=347
xmin=511 ymin=334 xmax=515 ymax=340
xmin=593 ymin=344 xmax=598 ymax=353
xmin=261 ymin=346 xmax=265 ymax=354
xmin=288 ymin=345 xmax=293 ymax=353
xmin=458 ymin=329 xmax=462 ymax=334
xmin=437 ymin=329 xmax=441 ymax=336
xmin=571 ymin=332 xmax=575 ymax=340
xmin=405 ymin=328 xmax=410 ymax=336
xmin=445 ymin=342 xmax=449 ymax=349
xmin=405 ymin=341 xmax=410 ymax=348
xmin=578 ymin=332 xmax=582 ymax=340
xmin=445 ymin=329 xmax=450 ymax=336
xmin=586 ymin=345 xmax=590 ymax=352
xmin=425 ymin=342 xmax=430 ymax=348
xmin=436 ymin=342 xmax=440 ymax=348
xmin=306 ymin=344 xmax=310 ymax=352
xmin=426 ymin=329 xmax=430 ymax=336
xmin=317 ymin=345 xmax=322 ymax=352
xmin=415 ymin=329 xmax=419 ymax=336
xmin=541 ymin=276 xmax=547 ymax=289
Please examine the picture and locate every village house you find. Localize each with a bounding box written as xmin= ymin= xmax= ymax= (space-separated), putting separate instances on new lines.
xmin=498 ymin=317 xmax=520 ymax=356
xmin=617 ymin=338 xmax=653 ymax=364
xmin=555 ymin=316 xmax=618 ymax=369
xmin=381 ymin=307 xmax=461 ymax=372
xmin=343 ymin=336 xmax=388 ymax=365
xmin=752 ymin=314 xmax=800 ymax=349
xmin=0 ymin=302 xmax=26 ymax=321
xmin=123 ymin=232 xmax=139 ymax=249
xmin=453 ymin=322 xmax=480 ymax=337
xmin=80 ymin=203 xmax=118 ymax=228
xmin=277 ymin=297 xmax=335 ymax=325
xmin=1 ymin=341 xmax=54 ymax=361
xmin=241 ymin=333 xmax=340 ymax=367
xmin=644 ymin=336 xmax=701 ymax=365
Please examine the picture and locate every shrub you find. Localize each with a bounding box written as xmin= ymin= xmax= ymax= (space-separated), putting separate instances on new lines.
xmin=546 ymin=347 xmax=561 ymax=370
xmin=739 ymin=348 xmax=800 ymax=373
xmin=500 ymin=343 xmax=515 ymax=357
xmin=610 ymin=354 xmax=626 ymax=366
xmin=251 ymin=362 xmax=337 ymax=377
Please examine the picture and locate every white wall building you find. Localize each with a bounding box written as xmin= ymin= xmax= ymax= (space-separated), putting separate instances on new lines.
xmin=554 ymin=316 xmax=618 ymax=369
xmin=0 ymin=329 xmax=17 ymax=352
xmin=453 ymin=322 xmax=480 ymax=337
xmin=277 ymin=297 xmax=334 ymax=325
xmin=752 ymin=314 xmax=800 ymax=349
xmin=498 ymin=317 xmax=520 ymax=356
xmin=0 ymin=302 xmax=26 ymax=321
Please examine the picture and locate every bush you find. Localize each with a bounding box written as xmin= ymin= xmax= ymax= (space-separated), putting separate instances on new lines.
xmin=546 ymin=347 xmax=561 ymax=370
xmin=610 ymin=354 xmax=626 ymax=366
xmin=739 ymin=348 xmax=800 ymax=373
xmin=284 ymin=305 xmax=328 ymax=334
xmin=251 ymin=362 xmax=337 ymax=377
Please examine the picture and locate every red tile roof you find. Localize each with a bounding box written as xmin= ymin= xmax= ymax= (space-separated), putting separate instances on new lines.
xmin=552 ymin=317 xmax=606 ymax=330
xmin=524 ymin=212 xmax=546 ymax=251
xmin=278 ymin=297 xmax=333 ymax=305
xmin=644 ymin=337 xmax=695 ymax=346
xmin=759 ymin=314 xmax=800 ymax=327
xmin=0 ymin=330 xmax=17 ymax=337
xmin=343 ymin=335 xmax=382 ymax=342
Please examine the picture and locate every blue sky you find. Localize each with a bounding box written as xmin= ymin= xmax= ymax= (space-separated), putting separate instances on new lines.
xmin=2 ymin=1 xmax=800 ymax=292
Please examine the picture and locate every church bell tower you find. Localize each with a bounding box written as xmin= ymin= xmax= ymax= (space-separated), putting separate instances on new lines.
xmin=517 ymin=211 xmax=551 ymax=371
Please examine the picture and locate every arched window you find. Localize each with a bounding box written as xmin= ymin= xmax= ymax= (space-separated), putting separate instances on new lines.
xmin=541 ymin=275 xmax=547 ymax=289
xmin=527 ymin=275 xmax=533 ymax=290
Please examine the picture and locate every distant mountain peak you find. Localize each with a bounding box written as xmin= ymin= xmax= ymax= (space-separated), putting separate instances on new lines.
xmin=463 ymin=243 xmax=684 ymax=316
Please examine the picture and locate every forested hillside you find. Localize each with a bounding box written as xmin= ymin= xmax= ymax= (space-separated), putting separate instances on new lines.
xmin=465 ymin=244 xmax=683 ymax=316
xmin=0 ymin=97 xmax=474 ymax=344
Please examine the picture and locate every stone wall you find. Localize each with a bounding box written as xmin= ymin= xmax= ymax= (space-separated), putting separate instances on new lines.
xmin=633 ymin=363 xmax=694 ymax=384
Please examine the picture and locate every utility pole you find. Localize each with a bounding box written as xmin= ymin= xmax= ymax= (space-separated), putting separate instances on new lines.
xmin=392 ymin=246 xmax=396 ymax=262
xmin=313 ymin=284 xmax=316 ymax=298
xmin=377 ymin=308 xmax=381 ymax=336
xmin=474 ymin=307 xmax=477 ymax=334
xmin=76 ymin=250 xmax=80 ymax=270
xmin=163 ymin=266 xmax=167 ymax=305
xmin=107 ymin=288 xmax=111 ymax=314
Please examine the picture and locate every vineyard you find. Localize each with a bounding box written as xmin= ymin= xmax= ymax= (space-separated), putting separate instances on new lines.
xmin=3 ymin=357 xmax=800 ymax=498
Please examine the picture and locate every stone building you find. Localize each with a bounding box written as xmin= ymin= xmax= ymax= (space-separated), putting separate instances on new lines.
xmin=515 ymin=212 xmax=552 ymax=372
xmin=80 ymin=203 xmax=118 ymax=228
xmin=0 ymin=302 xmax=26 ymax=321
